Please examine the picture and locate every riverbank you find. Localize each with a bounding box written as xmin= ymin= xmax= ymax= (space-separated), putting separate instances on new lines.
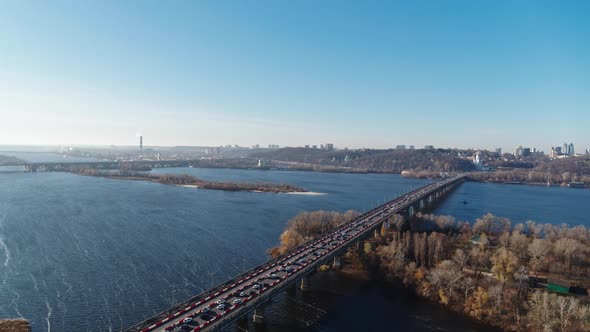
xmin=0 ymin=319 xmax=31 ymax=332
xmin=270 ymin=210 xmax=590 ymax=331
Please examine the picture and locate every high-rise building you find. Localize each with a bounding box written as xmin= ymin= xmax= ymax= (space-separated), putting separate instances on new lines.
xmin=409 ymin=145 xmax=415 ymax=150
xmin=514 ymin=145 xmax=523 ymax=157
xmin=325 ymin=143 xmax=334 ymax=150
xmin=140 ymin=136 xmax=143 ymax=150
xmin=522 ymin=148 xmax=531 ymax=156
xmin=495 ymin=148 xmax=502 ymax=155
xmin=568 ymin=143 xmax=575 ymax=156
xmin=424 ymin=145 xmax=434 ymax=150
xmin=550 ymin=146 xmax=562 ymax=158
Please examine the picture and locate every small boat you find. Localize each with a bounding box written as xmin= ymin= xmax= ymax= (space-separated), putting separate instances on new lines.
xmin=463 ymin=200 xmax=468 ymax=205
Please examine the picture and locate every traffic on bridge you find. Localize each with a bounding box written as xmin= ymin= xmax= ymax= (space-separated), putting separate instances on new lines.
xmin=127 ymin=175 xmax=465 ymax=332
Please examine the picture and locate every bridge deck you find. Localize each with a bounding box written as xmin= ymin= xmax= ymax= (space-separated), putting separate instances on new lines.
xmin=126 ymin=175 xmax=465 ymax=332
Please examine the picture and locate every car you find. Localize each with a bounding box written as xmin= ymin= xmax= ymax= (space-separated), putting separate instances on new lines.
xmin=201 ymin=307 xmax=210 ymax=313
xmin=182 ymin=317 xmax=192 ymax=324
xmin=253 ymin=284 xmax=261 ymax=290
xmin=216 ymin=298 xmax=226 ymax=304
xmin=217 ymin=304 xmax=226 ymax=310
xmin=270 ymin=273 xmax=279 ymax=279
xmin=285 ymin=267 xmax=294 ymax=272
xmin=239 ymin=292 xmax=247 ymax=297
xmin=278 ymin=267 xmax=285 ymax=272
xmin=249 ymin=290 xmax=257 ymax=296
xmin=180 ymin=325 xmax=192 ymax=331
xmin=233 ymin=299 xmax=242 ymax=305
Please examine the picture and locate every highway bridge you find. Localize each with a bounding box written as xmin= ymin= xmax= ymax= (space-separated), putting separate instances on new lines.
xmin=125 ymin=175 xmax=465 ymax=332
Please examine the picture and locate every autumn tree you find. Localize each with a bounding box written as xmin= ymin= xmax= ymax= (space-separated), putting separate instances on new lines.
xmin=465 ymin=286 xmax=489 ymax=320
xmin=490 ymin=247 xmax=519 ymax=282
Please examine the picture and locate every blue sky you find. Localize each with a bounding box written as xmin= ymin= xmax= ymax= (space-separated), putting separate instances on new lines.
xmin=1 ymin=1 xmax=588 ymax=152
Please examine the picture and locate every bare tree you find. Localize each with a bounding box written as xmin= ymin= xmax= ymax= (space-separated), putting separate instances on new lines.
xmin=553 ymin=238 xmax=582 ymax=274
xmin=509 ymin=230 xmax=530 ymax=260
xmin=427 ymin=260 xmax=463 ymax=302
xmin=452 ymin=249 xmax=469 ymax=271
xmin=527 ymin=291 xmax=557 ymax=332
xmin=528 ymin=238 xmax=550 ymax=275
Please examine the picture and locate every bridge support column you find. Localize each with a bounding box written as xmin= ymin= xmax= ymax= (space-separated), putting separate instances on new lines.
xmin=300 ymin=276 xmax=310 ymax=291
xmin=333 ymin=256 xmax=341 ymax=268
xmin=253 ymin=308 xmax=264 ymax=324
xmin=374 ymin=228 xmax=379 ymax=238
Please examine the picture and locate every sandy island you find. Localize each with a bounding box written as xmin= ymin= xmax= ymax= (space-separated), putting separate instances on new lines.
xmin=284 ymin=191 xmax=326 ymax=195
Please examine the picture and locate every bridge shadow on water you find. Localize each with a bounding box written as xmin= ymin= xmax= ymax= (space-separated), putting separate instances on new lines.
xmin=229 ymin=271 xmax=501 ymax=332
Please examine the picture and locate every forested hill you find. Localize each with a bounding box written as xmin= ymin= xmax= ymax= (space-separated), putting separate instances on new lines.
xmin=249 ymin=148 xmax=476 ymax=173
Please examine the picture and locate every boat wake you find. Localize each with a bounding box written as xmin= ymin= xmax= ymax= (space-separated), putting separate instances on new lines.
xmin=0 ymin=213 xmax=10 ymax=268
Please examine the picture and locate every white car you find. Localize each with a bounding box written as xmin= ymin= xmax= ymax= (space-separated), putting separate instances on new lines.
xmin=182 ymin=317 xmax=192 ymax=324
xmin=217 ymin=304 xmax=226 ymax=310
xmin=216 ymin=298 xmax=226 ymax=304
xmin=232 ymin=299 xmax=242 ymax=305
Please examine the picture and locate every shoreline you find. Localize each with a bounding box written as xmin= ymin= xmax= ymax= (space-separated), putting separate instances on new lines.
xmin=82 ymin=172 xmax=310 ymax=194
xmin=179 ymin=184 xmax=326 ymax=195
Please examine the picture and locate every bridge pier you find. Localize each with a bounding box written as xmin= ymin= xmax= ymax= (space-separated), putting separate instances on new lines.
xmin=253 ymin=308 xmax=264 ymax=324
xmin=300 ymin=276 xmax=310 ymax=291
xmin=333 ymin=256 xmax=341 ymax=268
xmin=408 ymin=205 xmax=416 ymax=217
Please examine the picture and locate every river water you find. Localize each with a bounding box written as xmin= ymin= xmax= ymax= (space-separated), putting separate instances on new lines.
xmin=0 ymin=163 xmax=588 ymax=331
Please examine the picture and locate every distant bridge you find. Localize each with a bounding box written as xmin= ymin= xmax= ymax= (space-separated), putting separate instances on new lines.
xmin=125 ymin=175 xmax=465 ymax=332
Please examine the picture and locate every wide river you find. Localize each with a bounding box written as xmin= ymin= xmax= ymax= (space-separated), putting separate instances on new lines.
xmin=0 ymin=165 xmax=588 ymax=331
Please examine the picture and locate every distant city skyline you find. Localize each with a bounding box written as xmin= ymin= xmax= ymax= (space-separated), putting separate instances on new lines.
xmin=1 ymin=1 xmax=588 ymax=154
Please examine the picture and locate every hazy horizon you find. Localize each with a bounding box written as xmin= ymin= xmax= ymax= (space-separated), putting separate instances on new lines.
xmin=1 ymin=1 xmax=589 ymax=153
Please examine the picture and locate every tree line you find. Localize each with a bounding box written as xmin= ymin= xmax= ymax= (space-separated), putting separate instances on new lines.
xmin=374 ymin=213 xmax=590 ymax=331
